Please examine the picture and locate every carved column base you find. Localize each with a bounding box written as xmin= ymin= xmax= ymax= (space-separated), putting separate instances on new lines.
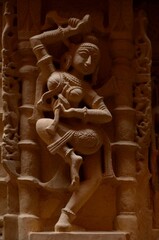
xmin=3 ymin=214 xmax=18 ymax=240
xmin=18 ymin=179 xmax=39 ymax=215
xmin=0 ymin=178 xmax=7 ymax=218
xmin=18 ymin=214 xmax=40 ymax=240
xmin=115 ymin=177 xmax=137 ymax=240
xmin=117 ymin=177 xmax=137 ymax=213
xmin=115 ymin=214 xmax=138 ymax=240
xmin=29 ymin=231 xmax=130 ymax=240
xmin=3 ymin=182 xmax=19 ymax=240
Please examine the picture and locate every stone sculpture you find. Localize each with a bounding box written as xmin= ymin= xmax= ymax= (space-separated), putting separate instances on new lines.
xmin=30 ymin=13 xmax=114 ymax=231
xmin=2 ymin=1 xmax=157 ymax=239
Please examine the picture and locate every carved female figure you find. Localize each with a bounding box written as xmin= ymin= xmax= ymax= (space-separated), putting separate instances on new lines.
xmin=30 ymin=13 xmax=113 ymax=231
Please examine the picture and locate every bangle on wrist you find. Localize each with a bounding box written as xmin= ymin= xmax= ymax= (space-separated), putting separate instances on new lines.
xmin=83 ymin=106 xmax=87 ymax=120
xmin=58 ymin=26 xmax=65 ymax=39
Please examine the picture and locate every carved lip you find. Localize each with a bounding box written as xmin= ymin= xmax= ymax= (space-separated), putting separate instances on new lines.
xmin=82 ymin=64 xmax=93 ymax=74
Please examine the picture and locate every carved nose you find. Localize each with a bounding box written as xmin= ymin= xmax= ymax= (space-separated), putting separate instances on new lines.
xmin=86 ymin=55 xmax=91 ymax=65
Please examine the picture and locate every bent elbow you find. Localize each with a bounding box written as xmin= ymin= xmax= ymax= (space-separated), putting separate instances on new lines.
xmin=104 ymin=111 xmax=112 ymax=123
xmin=107 ymin=112 xmax=112 ymax=122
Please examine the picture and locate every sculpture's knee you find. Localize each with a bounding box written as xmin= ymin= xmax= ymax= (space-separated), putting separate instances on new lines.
xmin=36 ymin=118 xmax=54 ymax=144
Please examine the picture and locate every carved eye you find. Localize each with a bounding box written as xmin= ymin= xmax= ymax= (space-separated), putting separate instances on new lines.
xmin=78 ymin=51 xmax=88 ymax=58
xmin=80 ymin=53 xmax=87 ymax=58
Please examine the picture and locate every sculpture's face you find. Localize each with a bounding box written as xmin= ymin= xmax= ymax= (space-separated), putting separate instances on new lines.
xmin=72 ymin=43 xmax=100 ymax=76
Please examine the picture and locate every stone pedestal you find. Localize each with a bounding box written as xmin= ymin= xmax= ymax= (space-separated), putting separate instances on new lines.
xmin=29 ymin=231 xmax=130 ymax=240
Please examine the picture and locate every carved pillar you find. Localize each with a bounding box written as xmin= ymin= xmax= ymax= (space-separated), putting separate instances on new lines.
xmin=0 ymin=2 xmax=8 ymax=238
xmin=109 ymin=1 xmax=138 ymax=239
xmin=133 ymin=10 xmax=152 ymax=240
xmin=18 ymin=48 xmax=40 ymax=240
xmin=2 ymin=1 xmax=20 ymax=240
xmin=17 ymin=0 xmax=41 ymax=239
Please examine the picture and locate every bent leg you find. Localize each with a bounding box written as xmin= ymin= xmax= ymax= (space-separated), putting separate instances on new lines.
xmin=36 ymin=118 xmax=83 ymax=190
xmin=55 ymin=150 xmax=102 ymax=232
xmin=65 ymin=150 xmax=102 ymax=213
xmin=58 ymin=147 xmax=83 ymax=191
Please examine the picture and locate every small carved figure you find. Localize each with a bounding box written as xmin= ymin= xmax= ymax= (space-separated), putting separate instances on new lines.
xmin=30 ymin=13 xmax=113 ymax=231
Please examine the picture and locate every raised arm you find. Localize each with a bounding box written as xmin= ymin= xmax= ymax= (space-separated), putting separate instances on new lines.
xmin=30 ymin=14 xmax=92 ymax=75
xmin=30 ymin=14 xmax=92 ymax=47
xmin=29 ymin=14 xmax=92 ymax=123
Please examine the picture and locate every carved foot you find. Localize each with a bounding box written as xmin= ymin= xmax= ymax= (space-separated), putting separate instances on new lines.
xmin=69 ymin=155 xmax=82 ymax=191
xmin=54 ymin=208 xmax=75 ymax=232
xmin=65 ymin=151 xmax=83 ymax=191
xmin=54 ymin=220 xmax=72 ymax=232
xmin=54 ymin=208 xmax=85 ymax=232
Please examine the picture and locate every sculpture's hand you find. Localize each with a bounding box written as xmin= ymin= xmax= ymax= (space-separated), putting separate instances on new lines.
xmin=61 ymin=106 xmax=112 ymax=123
xmin=68 ymin=14 xmax=92 ymax=34
xmin=58 ymin=105 xmax=87 ymax=120
xmin=56 ymin=103 xmax=73 ymax=117
xmin=68 ymin=18 xmax=80 ymax=28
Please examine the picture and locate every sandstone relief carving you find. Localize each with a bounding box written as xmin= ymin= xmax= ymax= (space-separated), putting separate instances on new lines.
xmin=29 ymin=13 xmax=114 ymax=231
xmin=133 ymin=9 xmax=153 ymax=238
xmin=2 ymin=1 xmax=158 ymax=240
xmin=133 ymin=10 xmax=152 ymax=166
xmin=1 ymin=1 xmax=20 ymax=178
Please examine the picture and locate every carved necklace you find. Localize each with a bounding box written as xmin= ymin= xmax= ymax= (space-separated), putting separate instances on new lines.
xmin=62 ymin=72 xmax=84 ymax=88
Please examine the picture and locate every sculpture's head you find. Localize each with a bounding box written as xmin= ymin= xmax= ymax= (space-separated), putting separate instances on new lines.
xmin=61 ymin=35 xmax=100 ymax=84
xmin=72 ymin=41 xmax=100 ymax=76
